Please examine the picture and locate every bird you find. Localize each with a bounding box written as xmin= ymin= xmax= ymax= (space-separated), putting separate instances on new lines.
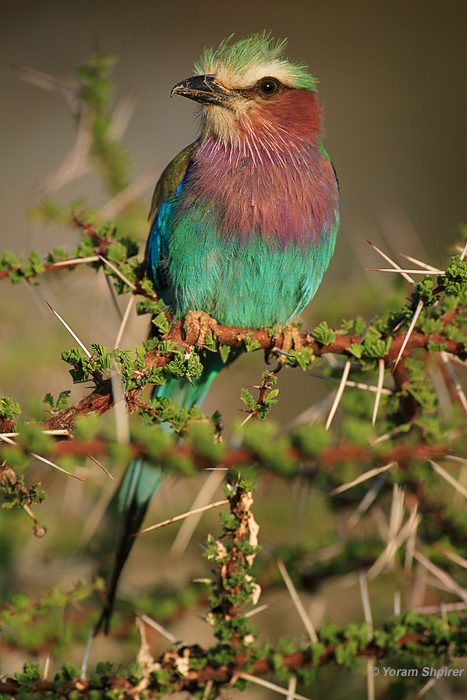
xmin=97 ymin=31 xmax=340 ymax=631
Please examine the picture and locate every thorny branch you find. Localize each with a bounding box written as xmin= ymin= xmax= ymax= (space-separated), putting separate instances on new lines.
xmin=34 ymin=321 xmax=465 ymax=432
xmin=0 ymin=627 xmax=456 ymax=698
xmin=0 ymin=483 xmax=464 ymax=698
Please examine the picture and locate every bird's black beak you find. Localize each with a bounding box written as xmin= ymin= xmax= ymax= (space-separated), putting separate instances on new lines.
xmin=171 ymin=74 xmax=232 ymax=107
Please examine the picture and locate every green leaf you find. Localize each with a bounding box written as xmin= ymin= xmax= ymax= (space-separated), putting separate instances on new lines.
xmin=42 ymin=393 xmax=54 ymax=409
xmin=289 ymin=346 xmax=315 ymax=370
xmin=219 ymin=344 xmax=231 ymax=364
xmin=0 ymin=396 xmax=21 ymax=420
xmin=241 ymin=388 xmax=258 ymax=411
xmin=243 ymin=331 xmax=262 ymax=352
xmin=312 ymin=320 xmax=336 ymax=345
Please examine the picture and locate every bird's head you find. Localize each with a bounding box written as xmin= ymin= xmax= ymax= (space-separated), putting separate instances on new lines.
xmin=171 ymin=32 xmax=322 ymax=147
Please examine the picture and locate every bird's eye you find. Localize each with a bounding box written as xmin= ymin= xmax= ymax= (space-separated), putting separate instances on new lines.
xmin=258 ymin=77 xmax=279 ymax=96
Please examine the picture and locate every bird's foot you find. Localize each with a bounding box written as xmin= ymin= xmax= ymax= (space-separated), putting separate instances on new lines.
xmin=184 ymin=310 xmax=219 ymax=347
xmin=276 ymin=324 xmax=303 ymax=364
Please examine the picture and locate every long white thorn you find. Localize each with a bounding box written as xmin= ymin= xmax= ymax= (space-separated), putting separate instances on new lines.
xmin=389 ymin=484 xmax=405 ymax=545
xmin=81 ymin=629 xmax=94 ymax=678
xmin=138 ymin=613 xmax=177 ymax=643
xmin=286 ymin=676 xmax=297 ymax=700
xmin=393 ymin=299 xmax=424 ymax=370
xmin=394 ymin=590 xmax=401 ymax=616
xmin=460 ymin=239 xmax=467 ymax=262
xmin=359 ymin=572 xmax=373 ymax=636
xmin=244 ymin=603 xmax=271 ymax=618
xmin=365 ymin=240 xmax=416 ymax=286
xmin=277 ymin=558 xmax=318 ymax=644
xmin=323 ymin=376 xmax=392 ymax=395
xmin=436 ymin=543 xmax=467 ymax=571
xmin=239 ymin=673 xmax=312 ymax=700
xmin=325 ymin=360 xmax=351 ymax=430
xmin=370 ymin=425 xmax=406 ymax=445
xmin=2 ymin=430 xmax=70 ymax=438
xmin=404 ymin=504 xmax=418 ymax=572
xmin=110 ymin=366 xmax=129 ymax=446
xmin=104 ymin=274 xmax=123 ymax=322
xmin=412 ymin=549 xmax=467 ymax=602
xmin=348 ymin=474 xmax=388 ymax=527
xmin=367 ymin=268 xmax=442 ymax=275
xmin=136 ymin=499 xmax=229 ymax=536
xmin=0 ymin=434 xmax=82 ymax=480
xmin=46 ymin=301 xmax=92 ymax=358
xmin=31 ymin=451 xmax=83 ymax=480
xmin=329 ymin=462 xmax=396 ymax=497
xmin=86 ymin=454 xmax=115 ymax=481
xmin=372 ymin=358 xmax=385 ymax=426
xmin=51 ymin=255 xmax=100 ymax=268
xmin=414 ymin=676 xmax=440 ymax=699
xmin=114 ymin=294 xmax=136 ymax=349
xmin=429 ymin=459 xmax=467 ymax=500
xmin=237 ymin=411 xmax=255 ymax=429
xmin=398 ymin=252 xmax=442 ymax=272
xmin=201 ymin=679 xmax=213 ymax=700
xmin=445 ymin=456 xmax=467 ymax=509
xmin=361 ymin=573 xmax=377 ymax=700
xmin=170 ymin=470 xmax=226 ymax=557
xmin=369 ymin=505 xmax=420 ymax=579
xmin=367 ymin=659 xmax=375 ymax=700
xmin=98 ymin=255 xmax=137 ymax=291
xmin=43 ymin=651 xmax=52 ymax=680
xmin=440 ymin=351 xmax=467 ymax=413
xmin=415 ymin=601 xmax=467 ymax=614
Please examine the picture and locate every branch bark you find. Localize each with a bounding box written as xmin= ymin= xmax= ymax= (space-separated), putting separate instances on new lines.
xmin=41 ymin=318 xmax=465 ymax=432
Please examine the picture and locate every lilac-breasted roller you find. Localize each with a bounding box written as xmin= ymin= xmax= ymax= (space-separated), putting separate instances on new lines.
xmin=98 ymin=32 xmax=339 ymax=630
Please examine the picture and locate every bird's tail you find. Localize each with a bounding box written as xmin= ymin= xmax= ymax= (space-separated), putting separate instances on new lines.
xmin=95 ymin=350 xmax=229 ymax=633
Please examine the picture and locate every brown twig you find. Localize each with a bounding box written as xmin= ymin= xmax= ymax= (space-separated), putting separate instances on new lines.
xmin=38 ymin=316 xmax=465 ymax=433
xmin=0 ymin=630 xmax=452 ymax=698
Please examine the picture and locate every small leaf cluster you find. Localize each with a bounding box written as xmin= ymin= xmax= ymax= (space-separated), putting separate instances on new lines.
xmin=347 ymin=326 xmax=392 ymax=369
xmin=243 ymin=331 xmax=262 ymax=352
xmin=139 ymin=395 xmax=203 ymax=434
xmin=0 ymin=219 xmax=144 ymax=291
xmin=0 ymin=396 xmax=21 ymax=421
xmin=0 ymin=250 xmax=45 ymax=284
xmin=0 ymin=473 xmax=45 ymax=511
xmin=287 ymin=345 xmax=316 ymax=370
xmin=43 ymin=391 xmax=71 ymax=413
xmin=240 ymin=371 xmax=279 ymax=420
xmin=0 ymin=582 xmax=100 ymax=655
xmin=404 ymin=356 xmax=438 ymax=415
xmin=312 ymin=320 xmax=337 ymax=345
xmin=164 ymin=346 xmax=204 ymax=383
xmin=61 ymin=343 xmax=162 ymax=390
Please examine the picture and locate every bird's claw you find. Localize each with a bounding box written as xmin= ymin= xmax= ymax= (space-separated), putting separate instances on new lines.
xmin=184 ymin=311 xmax=219 ymax=347
xmin=275 ymin=324 xmax=303 ymax=364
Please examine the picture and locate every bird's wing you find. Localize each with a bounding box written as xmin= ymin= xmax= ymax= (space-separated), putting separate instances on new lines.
xmin=148 ymin=142 xmax=195 ymax=227
xmin=145 ymin=142 xmax=195 ymax=296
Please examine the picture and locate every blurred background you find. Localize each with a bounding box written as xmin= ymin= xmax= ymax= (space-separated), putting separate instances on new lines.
xmin=3 ymin=0 xmax=467 ymax=262
xmin=1 ymin=1 xmax=467 ymax=697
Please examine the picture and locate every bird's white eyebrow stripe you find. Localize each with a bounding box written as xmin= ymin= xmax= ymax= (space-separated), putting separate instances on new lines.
xmin=213 ymin=61 xmax=298 ymax=89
